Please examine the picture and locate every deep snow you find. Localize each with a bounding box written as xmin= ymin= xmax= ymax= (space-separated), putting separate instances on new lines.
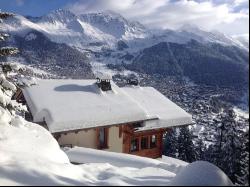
xmin=0 ymin=113 xmax=181 ymax=186
xmin=0 ymin=118 xmax=233 ymax=186
xmin=0 ymin=71 xmax=233 ymax=186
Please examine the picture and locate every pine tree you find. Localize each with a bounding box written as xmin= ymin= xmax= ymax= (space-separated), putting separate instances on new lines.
xmin=0 ymin=12 xmax=19 ymax=58
xmin=0 ymin=47 xmax=19 ymax=57
xmin=211 ymin=118 xmax=225 ymax=168
xmin=219 ymin=109 xmax=243 ymax=183
xmin=204 ymin=108 xmax=249 ymax=184
xmin=236 ymin=130 xmax=249 ymax=186
xmin=195 ymin=137 xmax=206 ymax=160
xmin=163 ymin=128 xmax=178 ymax=157
xmin=177 ymin=127 xmax=197 ymax=162
xmin=0 ymin=11 xmax=19 ymax=109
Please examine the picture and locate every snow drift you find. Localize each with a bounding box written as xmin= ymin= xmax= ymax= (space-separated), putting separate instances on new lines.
xmin=0 ymin=118 xmax=179 ymax=185
xmin=0 ymin=113 xmax=233 ymax=186
xmin=170 ymin=161 xmax=233 ymax=186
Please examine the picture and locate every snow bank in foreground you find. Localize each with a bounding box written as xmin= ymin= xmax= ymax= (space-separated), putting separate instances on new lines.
xmin=65 ymin=147 xmax=187 ymax=174
xmin=0 ymin=107 xmax=11 ymax=126
xmin=65 ymin=147 xmax=233 ymax=186
xmin=0 ymin=117 xmax=69 ymax=164
xmin=0 ymin=115 xmax=180 ymax=185
xmin=170 ymin=161 xmax=233 ymax=186
xmin=0 ymin=119 xmax=233 ymax=185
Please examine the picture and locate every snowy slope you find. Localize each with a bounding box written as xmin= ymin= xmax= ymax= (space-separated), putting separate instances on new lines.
xmin=178 ymin=24 xmax=247 ymax=49
xmin=169 ymin=161 xmax=233 ymax=186
xmin=65 ymin=146 xmax=187 ymax=172
xmin=79 ymin=11 xmax=147 ymax=40
xmin=0 ymin=118 xmax=233 ymax=185
xmin=232 ymin=34 xmax=249 ymax=50
xmin=0 ymin=109 xmax=185 ymax=186
xmin=136 ymin=24 xmax=248 ymax=52
xmin=1 ymin=9 xmax=148 ymax=51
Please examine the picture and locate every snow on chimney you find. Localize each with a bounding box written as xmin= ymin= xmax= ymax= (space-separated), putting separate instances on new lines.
xmin=95 ymin=72 xmax=112 ymax=91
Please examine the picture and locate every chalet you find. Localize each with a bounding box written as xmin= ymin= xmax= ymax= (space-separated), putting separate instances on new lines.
xmin=14 ymin=76 xmax=193 ymax=159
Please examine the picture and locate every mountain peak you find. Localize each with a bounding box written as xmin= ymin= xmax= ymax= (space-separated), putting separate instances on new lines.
xmin=79 ymin=11 xmax=146 ymax=39
xmin=40 ymin=9 xmax=77 ymax=23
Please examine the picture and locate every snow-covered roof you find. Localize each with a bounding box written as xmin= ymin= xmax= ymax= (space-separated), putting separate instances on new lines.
xmin=122 ymin=86 xmax=193 ymax=131
xmin=22 ymin=79 xmax=192 ymax=133
xmin=22 ymin=79 xmax=150 ymax=133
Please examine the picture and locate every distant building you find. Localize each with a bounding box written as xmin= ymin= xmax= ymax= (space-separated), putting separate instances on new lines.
xmin=14 ymin=76 xmax=193 ymax=159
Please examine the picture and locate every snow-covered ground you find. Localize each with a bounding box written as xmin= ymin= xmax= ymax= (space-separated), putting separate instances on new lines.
xmin=65 ymin=147 xmax=187 ymax=172
xmin=91 ymin=61 xmax=138 ymax=77
xmin=0 ymin=71 xmax=233 ymax=186
xmin=234 ymin=106 xmax=249 ymax=123
xmin=6 ymin=58 xmax=52 ymax=77
xmin=0 ymin=117 xmax=233 ymax=185
xmin=0 ymin=114 xmax=181 ymax=186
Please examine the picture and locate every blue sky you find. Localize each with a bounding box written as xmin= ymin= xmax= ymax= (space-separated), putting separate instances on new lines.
xmin=0 ymin=0 xmax=78 ymax=16
xmin=0 ymin=0 xmax=248 ymax=35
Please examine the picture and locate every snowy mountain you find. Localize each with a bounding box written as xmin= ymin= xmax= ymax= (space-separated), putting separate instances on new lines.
xmin=177 ymin=24 xmax=247 ymax=49
xmin=1 ymin=9 xmax=248 ymax=84
xmin=13 ymin=30 xmax=93 ymax=78
xmin=79 ymin=11 xmax=147 ymax=40
xmin=1 ymin=9 xmax=147 ymax=51
xmin=232 ymin=34 xmax=249 ymax=50
xmin=2 ymin=9 xmax=247 ymax=52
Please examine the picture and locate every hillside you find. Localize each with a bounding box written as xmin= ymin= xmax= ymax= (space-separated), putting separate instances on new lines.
xmin=126 ymin=40 xmax=249 ymax=88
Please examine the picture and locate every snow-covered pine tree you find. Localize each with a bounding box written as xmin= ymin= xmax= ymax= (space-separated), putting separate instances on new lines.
xmin=210 ymin=118 xmax=224 ymax=168
xmin=236 ymin=129 xmax=249 ymax=186
xmin=163 ymin=128 xmax=178 ymax=157
xmin=0 ymin=12 xmax=19 ymax=58
xmin=177 ymin=127 xmax=197 ymax=162
xmin=220 ymin=109 xmax=242 ymax=183
xmin=195 ymin=137 xmax=206 ymax=160
xmin=0 ymin=11 xmax=19 ymax=110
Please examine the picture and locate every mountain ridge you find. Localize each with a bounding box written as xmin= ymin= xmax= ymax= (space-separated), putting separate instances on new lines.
xmin=2 ymin=9 xmax=248 ymax=51
xmin=1 ymin=9 xmax=249 ymax=89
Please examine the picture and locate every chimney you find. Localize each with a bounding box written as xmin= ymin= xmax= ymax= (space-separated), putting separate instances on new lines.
xmin=127 ymin=78 xmax=139 ymax=86
xmin=95 ymin=72 xmax=112 ymax=91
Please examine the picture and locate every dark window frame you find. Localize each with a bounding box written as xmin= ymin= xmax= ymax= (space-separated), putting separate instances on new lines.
xmin=130 ymin=138 xmax=139 ymax=152
xmin=141 ymin=136 xmax=149 ymax=150
xmin=150 ymin=135 xmax=157 ymax=148
xmin=98 ymin=127 xmax=109 ymax=149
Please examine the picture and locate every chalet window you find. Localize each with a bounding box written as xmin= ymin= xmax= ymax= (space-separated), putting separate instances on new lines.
xmin=141 ymin=137 xmax=149 ymax=150
xmin=150 ymin=135 xmax=157 ymax=148
xmin=130 ymin=138 xmax=139 ymax=152
xmin=98 ymin=128 xmax=108 ymax=149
